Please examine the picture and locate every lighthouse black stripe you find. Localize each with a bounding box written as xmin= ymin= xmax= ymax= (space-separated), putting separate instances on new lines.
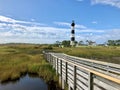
xmin=71 ymin=30 xmax=75 ymax=34
xmin=71 ymin=37 xmax=75 ymax=41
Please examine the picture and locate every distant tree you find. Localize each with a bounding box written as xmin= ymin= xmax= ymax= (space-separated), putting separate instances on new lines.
xmin=86 ymin=40 xmax=89 ymax=45
xmin=79 ymin=40 xmax=84 ymax=45
xmin=116 ymin=40 xmax=120 ymax=45
xmin=107 ymin=40 xmax=120 ymax=46
xmin=86 ymin=40 xmax=96 ymax=45
xmin=107 ymin=40 xmax=115 ymax=46
xmin=54 ymin=41 xmax=61 ymax=47
xmin=62 ymin=40 xmax=70 ymax=47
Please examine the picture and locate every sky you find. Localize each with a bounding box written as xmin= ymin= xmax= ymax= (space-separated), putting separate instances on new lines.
xmin=0 ymin=0 xmax=120 ymax=44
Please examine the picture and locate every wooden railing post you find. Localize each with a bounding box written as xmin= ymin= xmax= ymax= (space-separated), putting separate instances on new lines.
xmin=50 ymin=54 xmax=53 ymax=65
xmin=46 ymin=53 xmax=48 ymax=61
xmin=56 ymin=58 xmax=59 ymax=74
xmin=54 ymin=57 xmax=56 ymax=69
xmin=65 ymin=62 xmax=68 ymax=83
xmin=48 ymin=54 xmax=50 ymax=62
xmin=59 ymin=60 xmax=62 ymax=88
xmin=60 ymin=60 xmax=62 ymax=87
xmin=88 ymin=72 xmax=93 ymax=90
xmin=52 ymin=56 xmax=55 ymax=68
xmin=74 ymin=66 xmax=76 ymax=90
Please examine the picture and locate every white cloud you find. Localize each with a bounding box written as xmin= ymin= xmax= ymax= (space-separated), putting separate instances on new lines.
xmin=0 ymin=16 xmax=70 ymax=43
xmin=76 ymin=29 xmax=104 ymax=33
xmin=91 ymin=0 xmax=120 ymax=8
xmin=54 ymin=21 xmax=87 ymax=29
xmin=92 ymin=21 xmax=98 ymax=24
xmin=0 ymin=15 xmax=120 ymax=44
xmin=31 ymin=19 xmax=35 ymax=22
xmin=0 ymin=15 xmax=45 ymax=26
xmin=75 ymin=29 xmax=120 ymax=43
xmin=54 ymin=22 xmax=70 ymax=27
xmin=0 ymin=15 xmax=16 ymax=23
xmin=75 ymin=24 xmax=87 ymax=29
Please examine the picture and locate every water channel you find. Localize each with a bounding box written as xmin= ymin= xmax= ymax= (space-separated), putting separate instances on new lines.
xmin=0 ymin=74 xmax=48 ymax=90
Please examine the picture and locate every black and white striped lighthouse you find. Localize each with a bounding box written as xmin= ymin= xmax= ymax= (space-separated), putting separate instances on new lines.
xmin=70 ymin=20 xmax=75 ymax=46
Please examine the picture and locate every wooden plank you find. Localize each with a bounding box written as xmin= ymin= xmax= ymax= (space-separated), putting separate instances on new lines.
xmin=94 ymin=85 xmax=102 ymax=90
xmin=76 ymin=67 xmax=88 ymax=74
xmin=76 ymin=84 xmax=84 ymax=90
xmin=76 ymin=74 xmax=88 ymax=85
xmin=76 ymin=79 xmax=88 ymax=90
xmin=94 ymin=78 xmax=119 ymax=90
xmin=62 ymin=61 xmax=66 ymax=66
xmin=62 ymin=66 xmax=65 ymax=70
xmin=68 ymin=64 xmax=74 ymax=71
xmin=68 ymin=73 xmax=74 ymax=80
xmin=68 ymin=77 xmax=74 ymax=84
xmin=94 ymin=77 xmax=120 ymax=90
xmin=62 ymin=70 xmax=65 ymax=73
xmin=76 ymin=69 xmax=88 ymax=79
xmin=68 ymin=69 xmax=74 ymax=75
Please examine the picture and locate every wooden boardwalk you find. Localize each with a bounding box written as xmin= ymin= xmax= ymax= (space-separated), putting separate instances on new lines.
xmin=43 ymin=52 xmax=120 ymax=90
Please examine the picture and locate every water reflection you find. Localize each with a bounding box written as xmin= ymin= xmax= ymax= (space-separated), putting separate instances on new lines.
xmin=0 ymin=74 xmax=48 ymax=90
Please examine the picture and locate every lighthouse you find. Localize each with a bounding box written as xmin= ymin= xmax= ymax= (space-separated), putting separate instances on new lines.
xmin=70 ymin=20 xmax=75 ymax=47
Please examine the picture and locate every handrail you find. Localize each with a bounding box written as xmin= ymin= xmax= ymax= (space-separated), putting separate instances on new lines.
xmin=50 ymin=53 xmax=120 ymax=85
xmin=64 ymin=53 xmax=120 ymax=69
xmin=51 ymin=53 xmax=120 ymax=76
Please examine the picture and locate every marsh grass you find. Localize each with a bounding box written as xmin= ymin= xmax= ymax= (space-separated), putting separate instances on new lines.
xmin=0 ymin=44 xmax=58 ymax=84
xmin=0 ymin=44 xmax=119 ymax=90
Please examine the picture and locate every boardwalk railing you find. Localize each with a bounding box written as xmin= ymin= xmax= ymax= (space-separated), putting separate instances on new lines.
xmin=43 ymin=52 xmax=120 ymax=90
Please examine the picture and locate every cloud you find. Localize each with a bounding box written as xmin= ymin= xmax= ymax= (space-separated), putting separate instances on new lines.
xmin=54 ymin=21 xmax=87 ymax=29
xmin=0 ymin=15 xmax=120 ymax=44
xmin=0 ymin=15 xmax=45 ymax=26
xmin=76 ymin=29 xmax=104 ymax=33
xmin=54 ymin=22 xmax=70 ymax=27
xmin=0 ymin=16 xmax=70 ymax=43
xmin=92 ymin=21 xmax=98 ymax=24
xmin=76 ymin=24 xmax=87 ymax=29
xmin=75 ymin=29 xmax=120 ymax=43
xmin=91 ymin=0 xmax=120 ymax=8
xmin=31 ymin=19 xmax=35 ymax=22
xmin=0 ymin=15 xmax=16 ymax=23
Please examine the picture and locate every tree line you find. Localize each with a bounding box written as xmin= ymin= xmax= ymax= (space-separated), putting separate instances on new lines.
xmin=54 ymin=39 xmax=120 ymax=47
xmin=107 ymin=40 xmax=120 ymax=46
xmin=54 ymin=40 xmax=96 ymax=47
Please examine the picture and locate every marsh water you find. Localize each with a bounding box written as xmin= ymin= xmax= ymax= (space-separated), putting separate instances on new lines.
xmin=0 ymin=74 xmax=48 ymax=90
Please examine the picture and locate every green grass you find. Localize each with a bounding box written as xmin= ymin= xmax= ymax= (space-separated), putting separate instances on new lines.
xmin=52 ymin=46 xmax=120 ymax=64
xmin=0 ymin=44 xmax=119 ymax=90
xmin=0 ymin=44 xmax=58 ymax=84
